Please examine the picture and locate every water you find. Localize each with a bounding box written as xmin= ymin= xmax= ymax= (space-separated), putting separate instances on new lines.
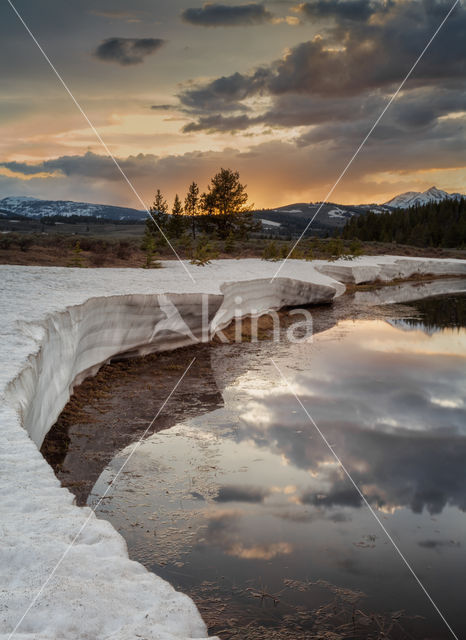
xmin=89 ymin=291 xmax=466 ymax=639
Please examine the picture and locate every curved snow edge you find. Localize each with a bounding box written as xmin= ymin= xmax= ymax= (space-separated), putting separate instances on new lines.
xmin=315 ymin=255 xmax=466 ymax=284
xmin=1 ymin=274 xmax=339 ymax=640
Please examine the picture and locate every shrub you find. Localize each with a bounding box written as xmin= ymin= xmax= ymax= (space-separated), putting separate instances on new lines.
xmin=67 ymin=241 xmax=85 ymax=267
xmin=190 ymin=236 xmax=218 ymax=266
xmin=19 ymin=236 xmax=34 ymax=252
xmin=262 ymin=240 xmax=280 ymax=261
xmin=116 ymin=240 xmax=131 ymax=260
xmin=0 ymin=235 xmax=13 ymax=250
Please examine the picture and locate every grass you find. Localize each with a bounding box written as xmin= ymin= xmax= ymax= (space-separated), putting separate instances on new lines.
xmin=1 ymin=226 xmax=465 ymax=268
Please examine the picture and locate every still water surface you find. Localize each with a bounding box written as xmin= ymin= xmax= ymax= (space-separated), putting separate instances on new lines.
xmin=90 ymin=293 xmax=466 ymax=639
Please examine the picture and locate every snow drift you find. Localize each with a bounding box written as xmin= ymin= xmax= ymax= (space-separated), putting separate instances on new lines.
xmin=315 ymin=255 xmax=466 ymax=285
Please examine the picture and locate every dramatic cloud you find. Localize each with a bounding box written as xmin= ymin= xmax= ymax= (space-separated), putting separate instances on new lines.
xmin=295 ymin=0 xmax=378 ymax=23
xmin=93 ymin=37 xmax=165 ymax=65
xmin=300 ymin=486 xmax=363 ymax=508
xmin=179 ymin=69 xmax=271 ymax=112
xmin=2 ymin=122 xmax=465 ymax=207
xmin=214 ymin=485 xmax=271 ymax=503
xmin=181 ymin=3 xmax=274 ymax=27
xmin=179 ymin=0 xmax=466 ymax=136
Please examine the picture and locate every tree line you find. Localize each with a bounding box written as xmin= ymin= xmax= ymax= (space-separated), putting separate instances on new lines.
xmin=342 ymin=198 xmax=466 ymax=248
xmin=142 ymin=168 xmax=259 ymax=265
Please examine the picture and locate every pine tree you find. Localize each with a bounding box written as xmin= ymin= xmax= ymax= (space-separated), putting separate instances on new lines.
xmin=349 ymin=238 xmax=363 ymax=257
xmin=67 ymin=241 xmax=85 ymax=267
xmin=200 ymin=168 xmax=256 ymax=240
xmin=223 ymin=231 xmax=236 ymax=254
xmin=145 ymin=189 xmax=168 ymax=248
xmin=142 ymin=233 xmax=162 ymax=269
xmin=326 ymin=238 xmax=344 ymax=261
xmin=168 ymin=194 xmax=187 ymax=239
xmin=341 ymin=197 xmax=466 ymax=248
xmin=190 ymin=235 xmax=218 ymax=266
xmin=184 ymin=181 xmax=200 ymax=239
xmin=262 ymin=240 xmax=280 ymax=261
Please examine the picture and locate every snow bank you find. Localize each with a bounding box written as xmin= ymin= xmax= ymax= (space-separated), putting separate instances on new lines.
xmin=0 ymin=259 xmax=341 ymax=640
xmin=1 ymin=256 xmax=465 ymax=640
xmin=315 ymin=255 xmax=466 ymax=285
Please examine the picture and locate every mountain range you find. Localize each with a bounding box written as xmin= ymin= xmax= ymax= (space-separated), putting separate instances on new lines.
xmin=383 ymin=186 xmax=464 ymax=208
xmin=0 ymin=196 xmax=146 ymax=221
xmin=0 ymin=187 xmax=463 ymax=236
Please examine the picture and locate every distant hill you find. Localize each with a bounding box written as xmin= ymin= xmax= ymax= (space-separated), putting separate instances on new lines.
xmin=2 ymin=186 xmax=464 ymax=237
xmin=0 ymin=196 xmax=147 ymax=222
xmin=384 ymin=186 xmax=464 ymax=208
xmin=253 ymin=202 xmax=368 ymax=236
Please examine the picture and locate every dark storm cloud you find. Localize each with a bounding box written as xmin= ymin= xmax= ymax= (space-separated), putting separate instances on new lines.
xmin=267 ymin=3 xmax=465 ymax=98
xmin=150 ymin=104 xmax=176 ymax=111
xmin=296 ymin=0 xmax=379 ymax=23
xmin=179 ymin=0 xmax=466 ymax=134
xmin=296 ymin=108 xmax=466 ymax=148
xmin=182 ymin=91 xmax=386 ymax=131
xmin=182 ymin=85 xmax=466 ymax=150
xmin=181 ymin=3 xmax=274 ymax=26
xmin=183 ymin=113 xmax=259 ymax=132
xmin=214 ymin=485 xmax=270 ymax=503
xmin=93 ymin=37 xmax=165 ymax=65
xmin=178 ymin=69 xmax=271 ymax=112
xmin=1 ymin=153 xmax=118 ymax=179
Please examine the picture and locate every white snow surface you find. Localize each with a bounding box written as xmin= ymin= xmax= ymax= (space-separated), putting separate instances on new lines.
xmin=0 ymin=259 xmax=342 ymax=640
xmin=327 ymin=208 xmax=346 ymax=218
xmin=1 ymin=256 xmax=466 ymax=640
xmin=384 ymin=186 xmax=465 ymax=208
xmin=315 ymin=254 xmax=466 ymax=284
xmin=259 ymin=218 xmax=281 ymax=227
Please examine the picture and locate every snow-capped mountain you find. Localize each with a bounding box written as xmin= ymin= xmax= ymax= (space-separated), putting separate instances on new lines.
xmin=0 ymin=196 xmax=147 ymax=221
xmin=384 ymin=186 xmax=464 ymax=208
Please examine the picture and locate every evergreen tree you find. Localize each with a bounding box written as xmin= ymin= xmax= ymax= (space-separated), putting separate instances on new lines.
xmin=142 ymin=234 xmax=162 ymax=269
xmin=145 ymin=189 xmax=168 ymax=247
xmin=168 ymin=194 xmax=187 ymax=239
xmin=67 ymin=241 xmax=85 ymax=267
xmin=349 ymin=238 xmax=363 ymax=257
xmin=326 ymin=238 xmax=344 ymax=261
xmin=184 ymin=181 xmax=200 ymax=239
xmin=200 ymin=168 xmax=257 ymax=240
xmin=190 ymin=235 xmax=218 ymax=266
xmin=223 ymin=231 xmax=236 ymax=254
xmin=262 ymin=240 xmax=280 ymax=261
xmin=342 ymin=197 xmax=466 ymax=248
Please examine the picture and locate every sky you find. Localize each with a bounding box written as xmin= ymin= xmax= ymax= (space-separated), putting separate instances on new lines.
xmin=0 ymin=0 xmax=465 ymax=209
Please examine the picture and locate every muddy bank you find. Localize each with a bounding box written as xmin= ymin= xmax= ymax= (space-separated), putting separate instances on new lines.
xmin=42 ymin=344 xmax=223 ymax=505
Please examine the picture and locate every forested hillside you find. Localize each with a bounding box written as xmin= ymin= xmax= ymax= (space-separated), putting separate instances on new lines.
xmin=342 ymin=198 xmax=466 ymax=248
